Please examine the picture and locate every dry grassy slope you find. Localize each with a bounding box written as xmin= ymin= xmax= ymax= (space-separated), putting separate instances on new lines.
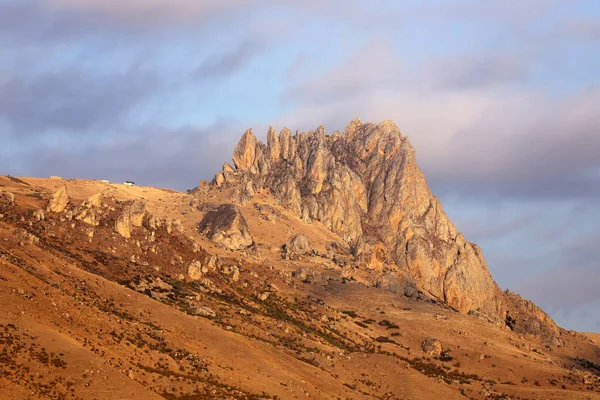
xmin=586 ymin=334 xmax=600 ymax=346
xmin=0 ymin=175 xmax=599 ymax=400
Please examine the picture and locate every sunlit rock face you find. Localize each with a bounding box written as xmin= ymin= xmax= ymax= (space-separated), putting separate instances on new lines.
xmin=215 ymin=118 xmax=504 ymax=316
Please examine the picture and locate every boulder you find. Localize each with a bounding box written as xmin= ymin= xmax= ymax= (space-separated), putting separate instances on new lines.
xmin=292 ymin=266 xmax=327 ymax=285
xmin=189 ymin=198 xmax=200 ymax=210
xmin=207 ymin=255 xmax=218 ymax=271
xmin=222 ymin=265 xmax=240 ymax=282
xmin=166 ymin=218 xmax=183 ymax=234
xmin=48 ymin=185 xmax=69 ymax=213
xmin=187 ymin=261 xmax=204 ymax=281
xmin=83 ymin=193 xmax=103 ymax=208
xmin=198 ymin=204 xmax=253 ymax=250
xmin=374 ymin=273 xmax=418 ymax=298
xmin=76 ymin=209 xmax=100 ymax=226
xmin=213 ymin=172 xmax=225 ymax=188
xmin=284 ymin=234 xmax=312 ymax=260
xmin=0 ymin=190 xmax=15 ymax=205
xmin=222 ymin=162 xmax=236 ymax=176
xmin=421 ymin=338 xmax=442 ymax=357
xmin=191 ymin=306 xmax=216 ymax=318
xmin=34 ymin=209 xmax=45 ymax=221
xmin=147 ymin=216 xmax=162 ymax=230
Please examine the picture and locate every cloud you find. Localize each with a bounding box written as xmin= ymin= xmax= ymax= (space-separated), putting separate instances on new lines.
xmin=518 ymin=265 xmax=600 ymax=310
xmin=277 ymin=36 xmax=600 ymax=201
xmin=0 ymin=0 xmax=598 ymax=334
xmin=284 ymin=39 xmax=403 ymax=104
xmin=0 ymin=65 xmax=161 ymax=135
xmin=3 ymin=121 xmax=242 ymax=190
xmin=0 ymin=0 xmax=251 ymax=36
xmin=418 ymin=52 xmax=532 ymax=91
xmin=196 ymin=41 xmax=264 ymax=79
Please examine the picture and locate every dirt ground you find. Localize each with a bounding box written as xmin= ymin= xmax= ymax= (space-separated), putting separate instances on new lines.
xmin=1 ymin=175 xmax=599 ymax=399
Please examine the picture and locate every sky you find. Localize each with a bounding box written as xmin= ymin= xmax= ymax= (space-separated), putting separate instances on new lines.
xmin=1 ymin=0 xmax=599 ymax=332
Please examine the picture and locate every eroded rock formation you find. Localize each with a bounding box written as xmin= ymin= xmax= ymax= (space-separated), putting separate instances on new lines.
xmin=213 ymin=119 xmax=502 ymax=316
xmin=0 ymin=190 xmax=15 ymax=205
xmin=283 ymin=234 xmax=312 ymax=260
xmin=48 ymin=185 xmax=70 ymax=213
xmin=198 ymin=204 xmax=253 ymax=250
xmin=114 ymin=199 xmax=147 ymax=239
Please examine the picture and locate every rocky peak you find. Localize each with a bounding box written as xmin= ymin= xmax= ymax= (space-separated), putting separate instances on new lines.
xmin=232 ymin=129 xmax=258 ymax=171
xmin=211 ymin=119 xmax=549 ymax=328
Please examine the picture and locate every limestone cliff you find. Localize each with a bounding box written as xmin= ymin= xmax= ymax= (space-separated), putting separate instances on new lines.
xmin=213 ymin=119 xmax=506 ymax=319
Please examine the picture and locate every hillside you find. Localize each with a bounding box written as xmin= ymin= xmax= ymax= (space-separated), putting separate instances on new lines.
xmin=1 ymin=120 xmax=599 ymax=399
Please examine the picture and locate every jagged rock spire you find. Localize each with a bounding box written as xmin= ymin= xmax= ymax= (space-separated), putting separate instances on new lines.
xmin=214 ymin=119 xmax=502 ymax=316
xmin=232 ymin=129 xmax=257 ymax=171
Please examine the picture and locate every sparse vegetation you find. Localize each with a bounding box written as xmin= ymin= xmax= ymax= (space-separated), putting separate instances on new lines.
xmin=0 ymin=176 xmax=598 ymax=399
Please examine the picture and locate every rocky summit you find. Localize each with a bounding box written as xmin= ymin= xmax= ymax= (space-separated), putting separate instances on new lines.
xmin=213 ymin=119 xmax=553 ymax=335
xmin=0 ymin=121 xmax=598 ymax=400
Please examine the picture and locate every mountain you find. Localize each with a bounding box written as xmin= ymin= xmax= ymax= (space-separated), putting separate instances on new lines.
xmin=213 ymin=119 xmax=559 ymax=343
xmin=0 ymin=120 xmax=599 ymax=399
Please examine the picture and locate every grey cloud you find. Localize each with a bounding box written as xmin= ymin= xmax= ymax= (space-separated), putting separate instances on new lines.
xmin=420 ymin=53 xmax=532 ymax=91
xmin=0 ymin=66 xmax=160 ymax=135
xmin=0 ymin=0 xmax=251 ymax=37
xmin=281 ymin=45 xmax=600 ymax=201
xmin=429 ymin=175 xmax=600 ymax=202
xmin=4 ymin=122 xmax=242 ymax=191
xmin=423 ymin=87 xmax=600 ymax=200
xmin=284 ymin=39 xmax=403 ymax=104
xmin=559 ymin=232 xmax=600 ymax=268
xmin=197 ymin=41 xmax=264 ymax=79
xmin=0 ymin=0 xmax=359 ymax=40
xmin=450 ymin=212 xmax=537 ymax=241
xmin=518 ymin=266 xmax=600 ymax=310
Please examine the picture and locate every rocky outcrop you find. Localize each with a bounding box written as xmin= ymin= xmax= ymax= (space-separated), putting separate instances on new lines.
xmin=34 ymin=209 xmax=45 ymax=221
xmin=72 ymin=193 xmax=104 ymax=226
xmin=232 ymin=129 xmax=257 ymax=171
xmin=283 ymin=234 xmax=312 ymax=260
xmin=198 ymin=204 xmax=253 ymax=250
xmin=130 ymin=199 xmax=146 ymax=227
xmin=422 ymin=338 xmax=442 ymax=356
xmin=114 ymin=209 xmax=132 ymax=239
xmin=165 ymin=218 xmax=183 ymax=234
xmin=212 ymin=119 xmax=503 ymax=316
xmin=76 ymin=209 xmax=100 ymax=226
xmin=292 ymin=267 xmax=327 ymax=285
xmin=190 ymin=306 xmax=216 ymax=318
xmin=0 ymin=190 xmax=15 ymax=205
xmin=504 ymin=290 xmax=562 ymax=346
xmin=114 ymin=199 xmax=146 ymax=239
xmin=83 ymin=193 xmax=103 ymax=208
xmin=374 ymin=272 xmax=418 ymax=298
xmin=187 ymin=261 xmax=206 ymax=281
xmin=48 ymin=185 xmax=69 ymax=213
